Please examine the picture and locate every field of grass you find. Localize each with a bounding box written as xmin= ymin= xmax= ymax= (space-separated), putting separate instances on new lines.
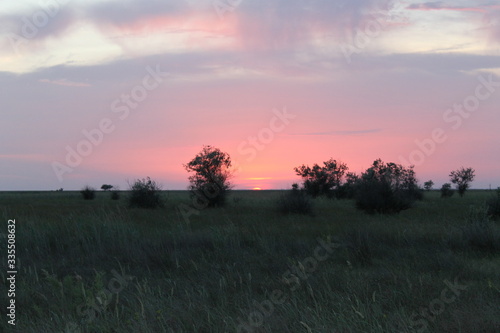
xmin=0 ymin=190 xmax=499 ymax=333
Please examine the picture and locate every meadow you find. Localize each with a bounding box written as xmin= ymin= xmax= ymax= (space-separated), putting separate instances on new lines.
xmin=0 ymin=190 xmax=499 ymax=333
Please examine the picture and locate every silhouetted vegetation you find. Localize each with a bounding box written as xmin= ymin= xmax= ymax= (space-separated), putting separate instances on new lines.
xmin=354 ymin=159 xmax=422 ymax=214
xmin=423 ymin=180 xmax=434 ymax=191
xmin=440 ymin=183 xmax=455 ymax=198
xmin=335 ymin=172 xmax=360 ymax=199
xmin=111 ymin=191 xmax=120 ymax=200
xmin=128 ymin=177 xmax=163 ymax=208
xmin=80 ymin=185 xmax=96 ymax=200
xmin=294 ymin=158 xmax=348 ymax=198
xmin=184 ymin=145 xmax=233 ymax=208
xmin=277 ymin=183 xmax=313 ymax=215
xmin=101 ymin=184 xmax=113 ymax=191
xmin=450 ymin=167 xmax=475 ymax=197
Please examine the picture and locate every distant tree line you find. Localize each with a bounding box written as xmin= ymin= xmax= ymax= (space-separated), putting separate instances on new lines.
xmin=74 ymin=145 xmax=486 ymax=216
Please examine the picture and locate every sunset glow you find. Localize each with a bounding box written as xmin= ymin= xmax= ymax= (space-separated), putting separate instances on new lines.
xmin=0 ymin=0 xmax=499 ymax=190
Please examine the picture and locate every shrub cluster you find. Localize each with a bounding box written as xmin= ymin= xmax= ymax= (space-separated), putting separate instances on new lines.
xmin=354 ymin=159 xmax=422 ymax=214
xmin=440 ymin=183 xmax=454 ymax=198
xmin=128 ymin=177 xmax=163 ymax=209
xmin=111 ymin=191 xmax=120 ymax=200
xmin=80 ymin=186 xmax=96 ymax=200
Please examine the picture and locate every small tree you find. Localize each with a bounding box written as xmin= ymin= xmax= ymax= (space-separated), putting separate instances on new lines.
xmin=294 ymin=158 xmax=348 ymax=198
xmin=423 ymin=180 xmax=434 ymax=191
xmin=440 ymin=183 xmax=454 ymax=198
xmin=101 ymin=184 xmax=113 ymax=191
xmin=184 ymin=145 xmax=233 ymax=207
xmin=128 ymin=177 xmax=163 ymax=208
xmin=80 ymin=186 xmax=96 ymax=200
xmin=450 ymin=167 xmax=475 ymax=197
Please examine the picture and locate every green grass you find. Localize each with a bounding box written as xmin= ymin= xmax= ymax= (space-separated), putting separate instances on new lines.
xmin=0 ymin=190 xmax=499 ymax=332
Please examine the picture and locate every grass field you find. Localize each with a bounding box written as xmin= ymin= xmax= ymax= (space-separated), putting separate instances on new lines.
xmin=0 ymin=190 xmax=499 ymax=332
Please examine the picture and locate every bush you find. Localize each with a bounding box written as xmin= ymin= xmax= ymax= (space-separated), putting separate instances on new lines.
xmin=80 ymin=186 xmax=96 ymax=200
xmin=355 ymin=179 xmax=414 ymax=214
xmin=128 ymin=177 xmax=163 ymax=209
xmin=354 ymin=159 xmax=420 ymax=214
xmin=487 ymin=187 xmax=500 ymax=219
xmin=110 ymin=191 xmax=120 ymax=200
xmin=277 ymin=184 xmax=313 ymax=215
xmin=423 ymin=180 xmax=434 ymax=191
xmin=440 ymin=183 xmax=454 ymax=198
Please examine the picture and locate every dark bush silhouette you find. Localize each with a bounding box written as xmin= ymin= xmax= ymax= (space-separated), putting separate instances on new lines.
xmin=80 ymin=186 xmax=96 ymax=200
xmin=423 ymin=180 xmax=434 ymax=191
xmin=184 ymin=145 xmax=233 ymax=208
xmin=277 ymin=183 xmax=313 ymax=215
xmin=354 ymin=159 xmax=421 ymax=214
xmin=128 ymin=177 xmax=163 ymax=208
xmin=440 ymin=183 xmax=455 ymax=198
xmin=111 ymin=191 xmax=120 ymax=200
xmin=294 ymin=158 xmax=348 ymax=198
xmin=450 ymin=167 xmax=475 ymax=197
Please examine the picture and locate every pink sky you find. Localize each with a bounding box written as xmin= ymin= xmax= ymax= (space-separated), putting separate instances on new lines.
xmin=0 ymin=0 xmax=499 ymax=190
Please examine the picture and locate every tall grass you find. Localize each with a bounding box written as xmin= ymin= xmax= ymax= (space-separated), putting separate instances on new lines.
xmin=0 ymin=190 xmax=498 ymax=332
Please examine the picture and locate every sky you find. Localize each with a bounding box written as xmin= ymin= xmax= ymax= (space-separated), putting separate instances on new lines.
xmin=0 ymin=0 xmax=499 ymax=191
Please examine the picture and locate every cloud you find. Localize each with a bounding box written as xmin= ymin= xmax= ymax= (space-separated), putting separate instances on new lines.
xmin=406 ymin=1 xmax=500 ymax=43
xmin=39 ymin=78 xmax=91 ymax=87
xmin=345 ymin=53 xmax=500 ymax=73
xmin=290 ymin=128 xmax=382 ymax=136
xmin=0 ymin=0 xmax=401 ymax=59
xmin=226 ymin=0 xmax=400 ymax=51
xmin=406 ymin=2 xmax=487 ymax=12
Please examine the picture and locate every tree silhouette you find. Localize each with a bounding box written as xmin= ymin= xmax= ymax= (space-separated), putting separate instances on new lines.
xmin=450 ymin=167 xmax=475 ymax=197
xmin=101 ymin=184 xmax=113 ymax=191
xmin=423 ymin=180 xmax=434 ymax=191
xmin=184 ymin=145 xmax=233 ymax=207
xmin=294 ymin=158 xmax=348 ymax=197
